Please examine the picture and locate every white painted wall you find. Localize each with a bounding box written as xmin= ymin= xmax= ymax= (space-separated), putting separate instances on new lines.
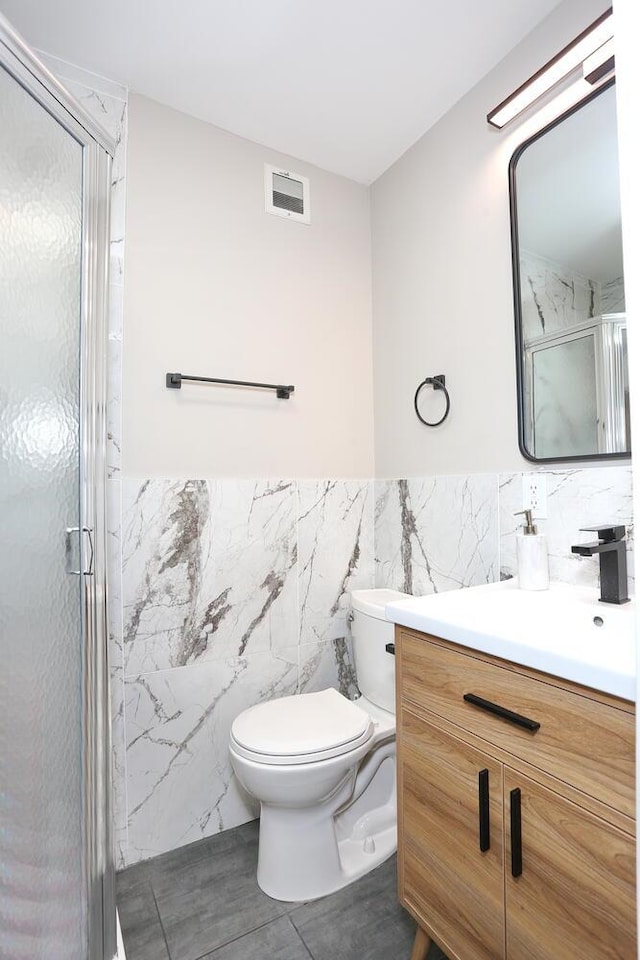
xmin=123 ymin=93 xmax=374 ymax=478
xmin=371 ymin=0 xmax=609 ymax=478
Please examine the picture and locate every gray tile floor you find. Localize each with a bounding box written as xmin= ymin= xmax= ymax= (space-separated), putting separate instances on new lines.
xmin=117 ymin=820 xmax=448 ymax=960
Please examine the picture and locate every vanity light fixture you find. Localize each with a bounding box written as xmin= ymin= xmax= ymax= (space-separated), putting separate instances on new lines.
xmin=582 ymin=37 xmax=615 ymax=85
xmin=487 ymin=7 xmax=613 ymax=129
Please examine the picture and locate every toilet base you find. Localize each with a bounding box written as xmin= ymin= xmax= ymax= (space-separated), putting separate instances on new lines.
xmin=256 ymin=750 xmax=396 ymax=902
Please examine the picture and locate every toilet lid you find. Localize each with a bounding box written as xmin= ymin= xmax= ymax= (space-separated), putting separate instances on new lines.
xmin=231 ymin=688 xmax=373 ymax=763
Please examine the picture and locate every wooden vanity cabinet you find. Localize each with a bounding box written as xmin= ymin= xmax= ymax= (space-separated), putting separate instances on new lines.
xmin=396 ymin=628 xmax=636 ymax=960
xmin=402 ymin=713 xmax=506 ymax=959
xmin=504 ymin=770 xmax=635 ymax=959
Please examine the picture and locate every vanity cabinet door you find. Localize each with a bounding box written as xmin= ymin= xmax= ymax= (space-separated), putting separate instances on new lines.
xmin=399 ymin=708 xmax=506 ymax=960
xmin=504 ymin=769 xmax=636 ymax=960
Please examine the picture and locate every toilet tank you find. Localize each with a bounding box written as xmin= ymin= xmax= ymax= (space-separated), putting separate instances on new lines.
xmin=350 ymin=589 xmax=412 ymax=714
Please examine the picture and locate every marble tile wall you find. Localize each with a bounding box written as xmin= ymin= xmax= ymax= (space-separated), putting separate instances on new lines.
xmin=519 ymin=249 xmax=625 ymax=343
xmin=120 ymin=479 xmax=372 ymax=863
xmin=520 ymin=250 xmax=600 ymax=343
xmin=601 ymin=276 xmax=626 ymax=315
xmin=374 ymin=466 xmax=633 ymax=599
xmin=117 ymin=464 xmax=633 ymax=866
xmin=499 ymin=466 xmax=634 ymax=590
xmin=374 ymin=475 xmax=500 ymax=594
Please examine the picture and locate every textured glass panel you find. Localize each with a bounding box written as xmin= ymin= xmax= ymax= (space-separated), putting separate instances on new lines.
xmin=532 ymin=335 xmax=597 ymax=458
xmin=0 ymin=65 xmax=85 ymax=959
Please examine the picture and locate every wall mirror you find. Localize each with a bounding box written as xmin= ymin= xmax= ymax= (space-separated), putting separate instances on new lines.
xmin=509 ymin=80 xmax=630 ymax=462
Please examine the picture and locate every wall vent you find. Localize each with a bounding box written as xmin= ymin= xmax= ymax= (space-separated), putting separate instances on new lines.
xmin=265 ymin=165 xmax=310 ymax=224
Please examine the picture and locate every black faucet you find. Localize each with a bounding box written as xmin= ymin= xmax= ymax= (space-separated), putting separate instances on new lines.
xmin=571 ymin=524 xmax=630 ymax=605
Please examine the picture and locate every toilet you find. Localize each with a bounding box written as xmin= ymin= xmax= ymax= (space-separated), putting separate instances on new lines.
xmin=228 ymin=588 xmax=410 ymax=902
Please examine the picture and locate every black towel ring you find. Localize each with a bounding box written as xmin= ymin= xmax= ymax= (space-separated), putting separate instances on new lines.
xmin=414 ymin=375 xmax=450 ymax=427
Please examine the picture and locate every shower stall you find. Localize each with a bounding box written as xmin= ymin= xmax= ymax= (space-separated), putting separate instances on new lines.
xmin=523 ymin=313 xmax=630 ymax=459
xmin=0 ymin=15 xmax=115 ymax=960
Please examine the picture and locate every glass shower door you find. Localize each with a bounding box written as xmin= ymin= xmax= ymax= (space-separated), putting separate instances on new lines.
xmin=530 ymin=331 xmax=598 ymax=458
xmin=0 ymin=34 xmax=112 ymax=960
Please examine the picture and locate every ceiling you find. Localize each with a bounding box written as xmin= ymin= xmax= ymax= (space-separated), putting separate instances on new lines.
xmin=1 ymin=0 xmax=564 ymax=183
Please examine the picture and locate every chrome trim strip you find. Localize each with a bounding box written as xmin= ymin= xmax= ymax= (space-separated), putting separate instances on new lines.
xmin=524 ymin=316 xmax=628 ymax=458
xmin=524 ymin=312 xmax=626 ymax=350
xmin=81 ymin=140 xmax=116 ymax=960
xmin=600 ymin=319 xmax=628 ymax=453
xmin=0 ymin=12 xmax=115 ymax=155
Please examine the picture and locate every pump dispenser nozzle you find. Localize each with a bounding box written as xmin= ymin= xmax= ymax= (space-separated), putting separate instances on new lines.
xmin=514 ymin=509 xmax=537 ymax=535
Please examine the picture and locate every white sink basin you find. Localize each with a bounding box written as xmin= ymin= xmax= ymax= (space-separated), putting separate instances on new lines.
xmin=385 ymin=579 xmax=636 ymax=700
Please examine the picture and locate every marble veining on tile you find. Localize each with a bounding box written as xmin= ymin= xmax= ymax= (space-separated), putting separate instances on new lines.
xmin=520 ymin=250 xmax=600 ymax=342
xmin=125 ymin=649 xmax=298 ymax=861
xmin=298 ymin=480 xmax=374 ymax=645
xmin=122 ymin=479 xmax=298 ymax=676
xmin=499 ymin=466 xmax=634 ymax=590
xmin=333 ymin=636 xmax=361 ymax=700
xmin=600 ymin=276 xmax=625 ymax=314
xmin=117 ymin=468 xmax=634 ymax=867
xmin=106 ymin=336 xmax=122 ymax=476
xmin=61 ymin=80 xmax=129 ymax=288
xmin=107 ymin=477 xmax=128 ymax=866
xmin=299 ymin=636 xmax=360 ymax=701
xmin=374 ymin=475 xmax=499 ymax=596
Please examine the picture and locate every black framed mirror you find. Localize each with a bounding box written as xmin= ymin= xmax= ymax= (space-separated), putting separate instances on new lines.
xmin=509 ymin=79 xmax=630 ymax=463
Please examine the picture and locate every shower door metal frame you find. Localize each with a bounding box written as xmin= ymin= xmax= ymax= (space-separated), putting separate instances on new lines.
xmin=0 ymin=15 xmax=116 ymax=960
xmin=524 ymin=313 xmax=628 ymax=458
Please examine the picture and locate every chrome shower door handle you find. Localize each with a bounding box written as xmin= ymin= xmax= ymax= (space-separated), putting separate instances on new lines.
xmin=65 ymin=526 xmax=93 ymax=576
xmin=84 ymin=526 xmax=94 ymax=577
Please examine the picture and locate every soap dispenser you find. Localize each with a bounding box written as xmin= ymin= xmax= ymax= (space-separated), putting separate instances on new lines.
xmin=514 ymin=509 xmax=549 ymax=591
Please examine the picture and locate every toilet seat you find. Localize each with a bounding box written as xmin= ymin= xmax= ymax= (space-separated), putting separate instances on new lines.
xmin=230 ymin=688 xmax=374 ymax=765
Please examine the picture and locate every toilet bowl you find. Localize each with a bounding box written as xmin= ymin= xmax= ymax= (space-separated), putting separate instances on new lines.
xmin=228 ymin=588 xmax=410 ymax=902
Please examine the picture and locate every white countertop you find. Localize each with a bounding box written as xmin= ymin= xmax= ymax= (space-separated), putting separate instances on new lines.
xmin=385 ymin=579 xmax=637 ymax=701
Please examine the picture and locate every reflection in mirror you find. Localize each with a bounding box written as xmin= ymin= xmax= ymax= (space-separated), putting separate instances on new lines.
xmin=510 ymin=81 xmax=630 ymax=462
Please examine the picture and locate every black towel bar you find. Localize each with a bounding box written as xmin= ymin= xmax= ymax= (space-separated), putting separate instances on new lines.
xmin=166 ymin=372 xmax=295 ymax=399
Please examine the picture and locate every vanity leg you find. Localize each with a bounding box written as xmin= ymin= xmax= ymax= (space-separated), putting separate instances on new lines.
xmin=410 ymin=925 xmax=432 ymax=960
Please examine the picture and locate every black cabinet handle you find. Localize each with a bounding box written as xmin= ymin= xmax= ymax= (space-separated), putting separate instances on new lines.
xmin=463 ymin=693 xmax=540 ymax=732
xmin=385 ymin=642 xmax=395 ymax=655
xmin=510 ymin=787 xmax=523 ymax=877
xmin=478 ymin=769 xmax=490 ymax=852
